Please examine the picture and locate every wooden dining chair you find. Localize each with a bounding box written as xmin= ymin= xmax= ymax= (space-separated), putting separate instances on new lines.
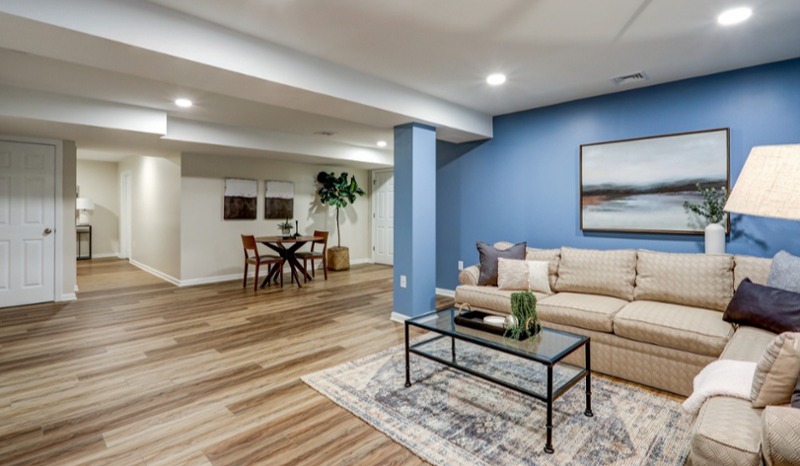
xmin=241 ymin=235 xmax=284 ymax=290
xmin=296 ymin=230 xmax=329 ymax=281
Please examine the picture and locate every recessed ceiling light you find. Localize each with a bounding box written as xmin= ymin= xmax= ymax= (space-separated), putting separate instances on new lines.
xmin=377 ymin=140 xmax=388 ymax=148
xmin=486 ymin=73 xmax=506 ymax=86
xmin=174 ymin=98 xmax=193 ymax=108
xmin=717 ymin=6 xmax=752 ymax=26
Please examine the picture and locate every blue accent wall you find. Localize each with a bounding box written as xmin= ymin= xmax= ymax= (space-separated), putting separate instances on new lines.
xmin=437 ymin=58 xmax=800 ymax=290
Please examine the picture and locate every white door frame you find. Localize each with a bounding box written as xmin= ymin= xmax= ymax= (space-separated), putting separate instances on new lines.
xmin=371 ymin=168 xmax=394 ymax=265
xmin=119 ymin=171 xmax=132 ymax=259
xmin=0 ymin=135 xmax=65 ymax=304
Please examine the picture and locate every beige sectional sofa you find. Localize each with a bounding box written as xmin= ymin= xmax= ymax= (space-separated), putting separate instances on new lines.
xmin=454 ymin=242 xmax=798 ymax=465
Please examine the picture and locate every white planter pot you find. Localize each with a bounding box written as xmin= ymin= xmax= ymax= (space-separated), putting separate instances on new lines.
xmin=704 ymin=223 xmax=726 ymax=254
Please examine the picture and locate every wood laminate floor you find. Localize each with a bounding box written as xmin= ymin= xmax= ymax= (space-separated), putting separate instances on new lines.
xmin=1 ymin=260 xmax=451 ymax=465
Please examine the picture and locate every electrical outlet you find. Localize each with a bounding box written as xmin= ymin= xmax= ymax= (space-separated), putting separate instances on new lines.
xmin=400 ymin=275 xmax=407 ymax=288
xmin=458 ymin=260 xmax=464 ymax=271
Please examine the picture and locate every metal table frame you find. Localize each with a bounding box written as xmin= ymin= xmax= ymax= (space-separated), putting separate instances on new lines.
xmin=404 ymin=308 xmax=592 ymax=454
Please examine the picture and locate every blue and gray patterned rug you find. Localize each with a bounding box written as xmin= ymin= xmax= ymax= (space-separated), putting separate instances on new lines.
xmin=302 ymin=335 xmax=692 ymax=465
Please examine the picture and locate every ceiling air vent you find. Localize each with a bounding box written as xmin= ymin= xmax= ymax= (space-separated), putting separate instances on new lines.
xmin=611 ymin=71 xmax=649 ymax=86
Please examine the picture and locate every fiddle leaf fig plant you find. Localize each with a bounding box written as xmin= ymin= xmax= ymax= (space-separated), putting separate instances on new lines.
xmin=316 ymin=171 xmax=365 ymax=248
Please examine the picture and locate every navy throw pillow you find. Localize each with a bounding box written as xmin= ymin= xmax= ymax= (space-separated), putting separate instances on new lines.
xmin=723 ymin=278 xmax=800 ymax=334
xmin=476 ymin=241 xmax=526 ymax=286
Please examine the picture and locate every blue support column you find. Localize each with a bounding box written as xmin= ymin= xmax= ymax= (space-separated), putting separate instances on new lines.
xmin=393 ymin=123 xmax=437 ymax=319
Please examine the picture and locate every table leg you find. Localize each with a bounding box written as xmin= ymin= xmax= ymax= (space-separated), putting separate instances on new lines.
xmin=545 ymin=364 xmax=554 ymax=454
xmin=404 ymin=322 xmax=411 ymax=387
xmin=585 ymin=341 xmax=593 ymax=417
xmin=451 ymin=336 xmax=456 ymax=363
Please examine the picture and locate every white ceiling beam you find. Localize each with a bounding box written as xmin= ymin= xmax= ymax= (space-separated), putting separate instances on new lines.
xmin=164 ymin=119 xmax=393 ymax=167
xmin=0 ymin=85 xmax=167 ymax=134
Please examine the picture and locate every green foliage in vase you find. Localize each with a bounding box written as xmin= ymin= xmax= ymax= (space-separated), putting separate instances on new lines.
xmin=316 ymin=171 xmax=366 ymax=248
xmin=277 ymin=219 xmax=293 ymax=230
xmin=683 ymin=183 xmax=729 ymax=225
xmin=505 ymin=291 xmax=538 ymax=340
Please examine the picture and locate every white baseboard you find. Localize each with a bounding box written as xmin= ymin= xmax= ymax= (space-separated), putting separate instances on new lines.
xmin=435 ymin=287 xmax=455 ymax=297
xmin=180 ymin=273 xmax=243 ymax=287
xmin=390 ymin=310 xmax=438 ymax=324
xmin=129 ymin=259 xmax=180 ymax=286
xmin=351 ymin=258 xmax=373 ymax=265
xmin=92 ymin=252 xmax=119 ymax=259
xmin=59 ymin=293 xmax=77 ymax=302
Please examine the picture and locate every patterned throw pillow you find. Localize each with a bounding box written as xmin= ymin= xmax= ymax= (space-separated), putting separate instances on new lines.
xmin=767 ymin=250 xmax=800 ymax=294
xmin=751 ymin=332 xmax=800 ymax=408
xmin=477 ymin=241 xmax=526 ymax=286
xmin=527 ymin=260 xmax=552 ymax=294
xmin=496 ymin=259 xmax=552 ymax=294
xmin=497 ymin=258 xmax=528 ymax=290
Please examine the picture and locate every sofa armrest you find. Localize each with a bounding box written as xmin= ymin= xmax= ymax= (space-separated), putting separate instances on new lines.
xmin=459 ymin=265 xmax=480 ymax=286
xmin=762 ymin=406 xmax=800 ymax=466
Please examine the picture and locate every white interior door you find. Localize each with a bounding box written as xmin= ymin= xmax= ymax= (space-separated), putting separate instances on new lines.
xmin=372 ymin=170 xmax=394 ymax=265
xmin=0 ymin=141 xmax=56 ymax=308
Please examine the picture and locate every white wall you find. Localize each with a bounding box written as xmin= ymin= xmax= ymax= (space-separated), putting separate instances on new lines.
xmin=61 ymin=141 xmax=77 ymax=300
xmin=119 ymin=154 xmax=181 ymax=281
xmin=76 ymin=159 xmax=119 ymax=257
xmin=180 ymin=153 xmax=371 ymax=283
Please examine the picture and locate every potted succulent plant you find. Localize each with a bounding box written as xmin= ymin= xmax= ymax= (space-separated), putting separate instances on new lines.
xmin=277 ymin=219 xmax=294 ymax=237
xmin=683 ymin=183 xmax=728 ymax=254
xmin=316 ymin=171 xmax=365 ymax=270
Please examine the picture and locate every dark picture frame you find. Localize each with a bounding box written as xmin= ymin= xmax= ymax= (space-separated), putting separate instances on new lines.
xmin=264 ymin=180 xmax=294 ymax=219
xmin=580 ymin=128 xmax=730 ymax=234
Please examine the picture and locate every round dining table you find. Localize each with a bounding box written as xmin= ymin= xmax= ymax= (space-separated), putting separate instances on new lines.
xmin=255 ymin=235 xmax=323 ymax=288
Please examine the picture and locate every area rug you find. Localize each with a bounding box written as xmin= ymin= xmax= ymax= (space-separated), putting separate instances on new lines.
xmin=302 ymin=335 xmax=693 ymax=465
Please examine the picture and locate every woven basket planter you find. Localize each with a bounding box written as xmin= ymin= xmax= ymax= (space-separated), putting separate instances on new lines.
xmin=327 ymin=246 xmax=350 ymax=271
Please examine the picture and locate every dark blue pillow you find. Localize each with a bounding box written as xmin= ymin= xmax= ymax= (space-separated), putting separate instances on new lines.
xmin=723 ymin=278 xmax=800 ymax=334
xmin=793 ymin=374 xmax=800 ymax=409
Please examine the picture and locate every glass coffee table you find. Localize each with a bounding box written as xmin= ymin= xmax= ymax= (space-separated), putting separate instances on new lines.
xmin=404 ymin=307 xmax=592 ymax=454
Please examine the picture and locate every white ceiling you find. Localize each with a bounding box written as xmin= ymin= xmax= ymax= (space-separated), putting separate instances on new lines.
xmin=1 ymin=0 xmax=799 ymax=166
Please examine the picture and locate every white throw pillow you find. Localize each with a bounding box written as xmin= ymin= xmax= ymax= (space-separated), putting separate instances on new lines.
xmin=527 ymin=260 xmax=552 ymax=294
xmin=497 ymin=258 xmax=528 ymax=290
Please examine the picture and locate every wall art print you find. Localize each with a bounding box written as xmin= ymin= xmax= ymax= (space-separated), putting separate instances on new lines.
xmin=223 ymin=178 xmax=257 ymax=220
xmin=264 ymin=180 xmax=294 ymax=219
xmin=580 ymin=128 xmax=729 ymax=234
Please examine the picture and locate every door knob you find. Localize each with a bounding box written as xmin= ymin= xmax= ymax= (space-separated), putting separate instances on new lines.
xmin=43 ymin=228 xmax=52 ymax=236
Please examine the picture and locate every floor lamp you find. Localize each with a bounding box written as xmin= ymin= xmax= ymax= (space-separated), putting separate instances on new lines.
xmin=724 ymin=145 xmax=800 ymax=221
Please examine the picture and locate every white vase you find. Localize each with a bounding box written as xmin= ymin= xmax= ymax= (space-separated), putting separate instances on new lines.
xmin=704 ymin=223 xmax=726 ymax=254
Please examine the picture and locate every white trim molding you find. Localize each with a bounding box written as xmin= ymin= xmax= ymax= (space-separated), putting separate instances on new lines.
xmin=435 ymin=287 xmax=455 ymax=298
xmin=129 ymin=259 xmax=180 ymax=286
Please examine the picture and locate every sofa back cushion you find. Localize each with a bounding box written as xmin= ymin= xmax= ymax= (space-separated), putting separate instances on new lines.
xmin=634 ymin=250 xmax=734 ymax=311
xmin=554 ymin=247 xmax=636 ymax=301
xmin=734 ymin=254 xmax=772 ymax=290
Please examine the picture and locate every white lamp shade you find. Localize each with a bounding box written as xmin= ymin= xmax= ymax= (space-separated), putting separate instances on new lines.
xmin=76 ymin=198 xmax=95 ymax=211
xmin=724 ymin=145 xmax=800 ymax=220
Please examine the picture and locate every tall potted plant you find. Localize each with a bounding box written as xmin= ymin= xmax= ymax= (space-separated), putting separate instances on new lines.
xmin=316 ymin=171 xmax=365 ymax=270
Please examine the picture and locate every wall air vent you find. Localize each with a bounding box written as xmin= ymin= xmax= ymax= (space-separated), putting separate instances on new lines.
xmin=611 ymin=71 xmax=649 ymax=86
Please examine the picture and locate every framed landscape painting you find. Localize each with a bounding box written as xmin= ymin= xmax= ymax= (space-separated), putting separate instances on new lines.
xmin=223 ymin=178 xmax=257 ymax=220
xmin=264 ymin=180 xmax=294 ymax=219
xmin=580 ymin=128 xmax=729 ymax=234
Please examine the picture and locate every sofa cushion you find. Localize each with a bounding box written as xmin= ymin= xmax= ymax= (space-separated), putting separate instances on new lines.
xmin=690 ymin=396 xmax=762 ymax=466
xmin=554 ymin=247 xmax=636 ymax=301
xmin=458 ymin=265 xmax=480 ymax=286
xmin=721 ymin=325 xmax=777 ymax=362
xmin=634 ymin=250 xmax=734 ymax=312
xmin=767 ymin=250 xmax=800 ymax=294
xmin=762 ymin=406 xmax=800 ymax=466
xmin=723 ymin=278 xmax=800 ymax=334
xmin=734 ymin=254 xmax=771 ymax=290
xmin=751 ymin=332 xmax=800 ymax=408
xmin=476 ymin=241 xmax=526 ymax=286
xmin=537 ymin=292 xmax=627 ymax=333
xmin=525 ymin=247 xmax=560 ymax=289
xmin=455 ymin=285 xmax=549 ymax=315
xmin=613 ymin=301 xmax=733 ymax=356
